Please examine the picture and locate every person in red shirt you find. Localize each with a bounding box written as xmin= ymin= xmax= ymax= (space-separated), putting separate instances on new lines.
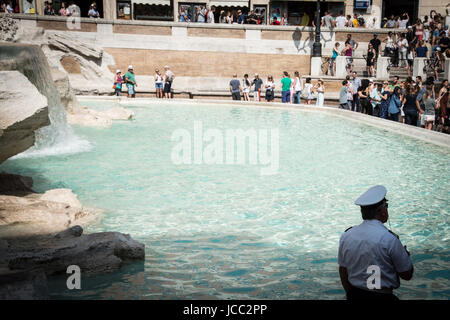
xmin=271 ymin=16 xmax=280 ymax=25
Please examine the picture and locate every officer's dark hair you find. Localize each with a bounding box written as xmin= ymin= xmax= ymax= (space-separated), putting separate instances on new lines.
xmin=361 ymin=201 xmax=383 ymax=220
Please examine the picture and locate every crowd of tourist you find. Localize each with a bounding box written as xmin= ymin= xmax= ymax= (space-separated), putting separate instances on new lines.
xmin=229 ymin=72 xmax=325 ymax=107
xmin=113 ymin=65 xmax=175 ymax=99
xmin=0 ymin=0 xmax=99 ymax=17
xmin=339 ymin=73 xmax=449 ymax=132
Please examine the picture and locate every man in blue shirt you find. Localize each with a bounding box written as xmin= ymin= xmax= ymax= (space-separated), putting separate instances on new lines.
xmin=416 ymin=77 xmax=434 ymax=126
xmin=350 ymin=72 xmax=361 ymax=112
xmin=237 ymin=10 xmax=245 ymax=24
xmin=338 ymin=185 xmax=413 ymax=300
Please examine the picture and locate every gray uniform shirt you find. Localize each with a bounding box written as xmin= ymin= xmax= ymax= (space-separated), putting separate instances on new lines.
xmin=338 ymin=219 xmax=413 ymax=290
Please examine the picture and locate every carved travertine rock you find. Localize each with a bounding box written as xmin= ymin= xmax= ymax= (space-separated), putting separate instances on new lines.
xmin=0 ymin=71 xmax=50 ymax=164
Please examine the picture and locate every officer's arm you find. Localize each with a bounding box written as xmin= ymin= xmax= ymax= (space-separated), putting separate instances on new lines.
xmin=390 ymin=236 xmax=414 ymax=281
xmin=398 ymin=265 xmax=414 ymax=281
xmin=339 ymin=266 xmax=351 ymax=293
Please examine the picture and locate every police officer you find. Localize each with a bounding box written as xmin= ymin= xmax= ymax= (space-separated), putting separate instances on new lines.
xmin=338 ymin=185 xmax=414 ymax=300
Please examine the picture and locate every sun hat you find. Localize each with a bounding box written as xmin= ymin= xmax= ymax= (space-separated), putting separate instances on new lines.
xmin=116 ymin=69 xmax=121 ymax=73
xmin=128 ymin=65 xmax=133 ymax=70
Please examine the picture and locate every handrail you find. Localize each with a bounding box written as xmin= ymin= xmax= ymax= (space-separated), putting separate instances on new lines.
xmin=2 ymin=13 xmax=402 ymax=33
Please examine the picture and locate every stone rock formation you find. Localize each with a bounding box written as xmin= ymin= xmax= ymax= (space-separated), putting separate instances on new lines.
xmin=0 ymin=268 xmax=48 ymax=300
xmin=0 ymin=71 xmax=50 ymax=164
xmin=67 ymin=105 xmax=134 ymax=127
xmin=5 ymin=229 xmax=145 ymax=276
xmin=50 ymin=69 xmax=134 ymax=127
xmin=0 ymin=188 xmax=99 ymax=238
xmin=0 ymin=14 xmax=18 ymax=42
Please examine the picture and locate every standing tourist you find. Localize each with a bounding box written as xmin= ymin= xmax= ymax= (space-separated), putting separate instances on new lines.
xmin=242 ymin=74 xmax=251 ymax=101
xmin=88 ymin=4 xmax=100 ymax=18
xmin=293 ymin=71 xmax=303 ymax=104
xmin=281 ymin=72 xmax=292 ymax=104
xmin=339 ymin=80 xmax=349 ymax=110
xmin=351 ymin=72 xmax=361 ymax=112
xmin=179 ymin=6 xmax=189 ymax=22
xmin=438 ymin=80 xmax=449 ymax=125
xmin=23 ymin=0 xmax=34 ymax=14
xmin=383 ymin=32 xmax=395 ymax=57
xmin=397 ymin=34 xmax=409 ymax=68
xmin=154 ymin=69 xmax=164 ymax=99
xmin=338 ymin=185 xmax=414 ymax=300
xmin=402 ymin=86 xmax=419 ymax=126
xmin=304 ymin=78 xmax=313 ymax=105
xmin=237 ymin=10 xmax=245 ymax=24
xmin=379 ymin=81 xmax=391 ymax=119
xmin=322 ymin=11 xmax=335 ymax=28
xmin=219 ymin=10 xmax=226 ymax=23
xmin=247 ymin=10 xmax=258 ymax=24
xmin=163 ymin=66 xmax=175 ymax=99
xmin=331 ymin=43 xmax=340 ymax=76
xmin=314 ymin=79 xmax=325 ymax=107
xmin=346 ymin=76 xmax=353 ymax=111
xmin=370 ymin=83 xmax=383 ymax=117
xmin=59 ymin=2 xmax=69 ymax=16
xmin=423 ymin=90 xmax=441 ymax=130
xmin=335 ymin=11 xmax=347 ymax=28
xmin=342 ymin=42 xmax=354 ymax=75
xmin=415 ymin=40 xmax=428 ymax=58
xmin=366 ymin=44 xmax=376 ymax=78
xmin=265 ymin=75 xmax=275 ymax=102
xmin=197 ymin=6 xmax=206 ymax=23
xmin=370 ymin=33 xmax=381 ymax=58
xmin=207 ymin=6 xmax=215 ymax=23
xmin=113 ymin=70 xmax=124 ymax=97
xmin=358 ymin=83 xmax=371 ymax=115
xmin=229 ymin=74 xmax=242 ymax=101
xmin=386 ymin=15 xmax=396 ymax=28
xmin=398 ymin=13 xmax=409 ymax=29
xmin=124 ymin=66 xmax=137 ymax=99
xmin=388 ymin=87 xmax=402 ymax=121
xmin=252 ymin=74 xmax=263 ymax=102
xmin=44 ymin=1 xmax=55 ymax=15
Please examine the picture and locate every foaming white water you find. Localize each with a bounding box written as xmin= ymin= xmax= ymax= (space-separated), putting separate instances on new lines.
xmin=12 ymin=136 xmax=93 ymax=159
xmin=0 ymin=44 xmax=91 ymax=159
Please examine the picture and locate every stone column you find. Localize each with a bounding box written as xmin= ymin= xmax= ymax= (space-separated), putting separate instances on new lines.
xmin=413 ymin=58 xmax=427 ymax=79
xmin=103 ymin=0 xmax=116 ymax=20
xmin=368 ymin=0 xmax=382 ymax=29
xmin=445 ymin=58 xmax=450 ymax=81
xmin=36 ymin=0 xmax=45 ymax=15
xmin=376 ymin=56 xmax=390 ymax=80
xmin=310 ymin=57 xmax=322 ymax=77
xmin=173 ymin=0 xmax=179 ymax=22
xmin=336 ymin=56 xmax=347 ymax=78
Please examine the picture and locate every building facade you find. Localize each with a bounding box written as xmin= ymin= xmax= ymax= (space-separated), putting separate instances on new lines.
xmin=13 ymin=0 xmax=449 ymax=27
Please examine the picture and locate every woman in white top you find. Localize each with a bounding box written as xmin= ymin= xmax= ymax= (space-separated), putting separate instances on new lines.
xmin=242 ymin=74 xmax=251 ymax=101
xmin=383 ymin=31 xmax=396 ymax=57
xmin=265 ymin=75 xmax=275 ymax=102
xmin=289 ymin=76 xmax=296 ymax=104
xmin=154 ymin=69 xmax=164 ymax=98
xmin=293 ymin=71 xmax=303 ymax=104
xmin=314 ymin=79 xmax=325 ymax=107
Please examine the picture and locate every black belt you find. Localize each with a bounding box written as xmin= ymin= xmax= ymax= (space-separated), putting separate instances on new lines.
xmin=347 ymin=285 xmax=398 ymax=301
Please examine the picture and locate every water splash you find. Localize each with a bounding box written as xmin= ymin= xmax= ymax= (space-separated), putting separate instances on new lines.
xmin=0 ymin=43 xmax=91 ymax=158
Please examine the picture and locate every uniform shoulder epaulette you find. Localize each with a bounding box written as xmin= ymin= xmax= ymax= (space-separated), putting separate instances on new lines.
xmin=345 ymin=226 xmax=353 ymax=232
xmin=388 ymin=230 xmax=400 ymax=239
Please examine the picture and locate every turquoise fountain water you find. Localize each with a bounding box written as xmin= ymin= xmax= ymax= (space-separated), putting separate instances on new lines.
xmin=1 ymin=101 xmax=449 ymax=299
